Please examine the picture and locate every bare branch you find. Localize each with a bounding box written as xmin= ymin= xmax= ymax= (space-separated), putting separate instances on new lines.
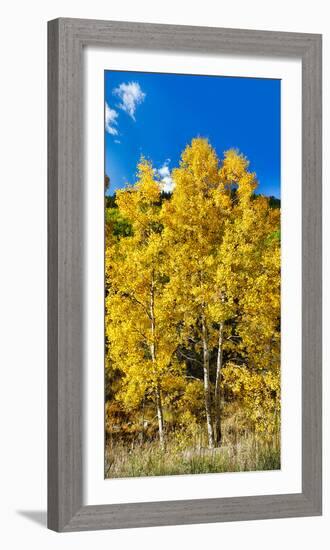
xmin=178 ymin=349 xmax=203 ymax=366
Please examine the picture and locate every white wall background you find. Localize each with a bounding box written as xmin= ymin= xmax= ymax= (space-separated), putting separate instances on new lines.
xmin=0 ymin=0 xmax=328 ymax=547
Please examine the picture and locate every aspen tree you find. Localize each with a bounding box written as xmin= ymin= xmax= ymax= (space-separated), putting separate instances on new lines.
xmin=105 ymin=159 xmax=183 ymax=449
xmin=162 ymin=138 xmax=224 ymax=448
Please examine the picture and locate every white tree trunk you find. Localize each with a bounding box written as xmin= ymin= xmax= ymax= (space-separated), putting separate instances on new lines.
xmin=214 ymin=322 xmax=223 ymax=446
xmin=155 ymin=384 xmax=165 ymax=450
xmin=202 ymin=315 xmax=215 ymax=449
xmin=150 ymin=277 xmax=165 ymax=450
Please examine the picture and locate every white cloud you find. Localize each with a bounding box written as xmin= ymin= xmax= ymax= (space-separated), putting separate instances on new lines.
xmin=114 ymin=139 xmax=121 ymax=144
xmin=156 ymin=160 xmax=175 ymax=193
xmin=113 ymin=82 xmax=145 ymax=120
xmin=105 ymin=102 xmax=119 ymax=135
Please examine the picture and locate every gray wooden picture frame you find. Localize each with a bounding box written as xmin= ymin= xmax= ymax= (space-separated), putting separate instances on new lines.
xmin=48 ymin=18 xmax=322 ymax=532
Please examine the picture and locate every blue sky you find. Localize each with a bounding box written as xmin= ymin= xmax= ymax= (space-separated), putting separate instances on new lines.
xmin=105 ymin=71 xmax=280 ymax=198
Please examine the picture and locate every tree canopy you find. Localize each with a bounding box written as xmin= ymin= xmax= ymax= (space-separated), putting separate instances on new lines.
xmin=105 ymin=138 xmax=280 ymax=456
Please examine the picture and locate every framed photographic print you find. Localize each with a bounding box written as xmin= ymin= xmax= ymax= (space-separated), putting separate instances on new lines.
xmin=48 ymin=18 xmax=322 ymax=531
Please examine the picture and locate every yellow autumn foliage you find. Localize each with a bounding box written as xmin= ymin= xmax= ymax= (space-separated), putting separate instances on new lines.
xmin=105 ymin=138 xmax=281 ymax=455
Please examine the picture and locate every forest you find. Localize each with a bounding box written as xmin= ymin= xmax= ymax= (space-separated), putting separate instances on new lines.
xmin=105 ymin=138 xmax=281 ymax=478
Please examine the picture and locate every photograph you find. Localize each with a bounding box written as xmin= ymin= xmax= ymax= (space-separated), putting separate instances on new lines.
xmin=104 ymin=70 xmax=281 ymax=479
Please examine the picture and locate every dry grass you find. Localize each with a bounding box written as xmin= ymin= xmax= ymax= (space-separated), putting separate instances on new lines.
xmin=105 ymin=417 xmax=280 ymax=478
